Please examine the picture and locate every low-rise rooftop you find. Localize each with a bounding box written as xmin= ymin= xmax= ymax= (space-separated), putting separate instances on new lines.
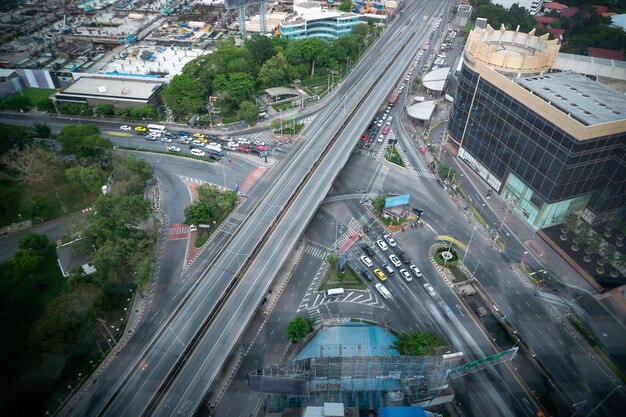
xmin=515 ymin=71 xmax=626 ymax=125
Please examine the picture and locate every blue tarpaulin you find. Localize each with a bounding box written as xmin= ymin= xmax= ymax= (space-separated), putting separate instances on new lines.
xmin=384 ymin=194 xmax=410 ymax=209
xmin=379 ymin=406 xmax=427 ymax=417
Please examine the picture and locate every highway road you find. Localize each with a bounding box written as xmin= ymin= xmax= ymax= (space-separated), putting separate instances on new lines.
xmin=65 ymin=2 xmax=445 ymax=416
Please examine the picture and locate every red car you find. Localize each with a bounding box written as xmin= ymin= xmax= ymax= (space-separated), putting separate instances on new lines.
xmin=237 ymin=146 xmax=250 ymax=153
xmin=255 ymin=145 xmax=268 ymax=151
xmin=361 ymin=133 xmax=368 ymax=141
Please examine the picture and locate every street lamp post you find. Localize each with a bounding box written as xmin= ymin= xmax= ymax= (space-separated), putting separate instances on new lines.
xmin=521 ymin=251 xmax=529 ymax=266
xmin=462 ymin=227 xmax=477 ymax=264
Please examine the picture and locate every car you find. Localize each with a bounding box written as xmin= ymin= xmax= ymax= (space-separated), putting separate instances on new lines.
xmin=160 ymin=137 xmax=172 ymax=143
xmin=237 ymin=146 xmax=250 ymax=153
xmin=120 ymin=125 xmax=132 ymax=131
xmin=405 ymin=75 xmax=410 ymax=81
xmin=191 ymin=140 xmax=204 ymax=147
xmin=361 ymin=245 xmax=375 ymax=257
xmin=381 ymin=114 xmax=387 ymax=121
xmin=401 ymin=83 xmax=406 ymax=88
xmin=400 ymin=269 xmax=413 ymax=282
xmin=376 ymin=239 xmax=388 ymax=251
xmin=382 ymin=125 xmax=390 ymax=135
xmin=409 ymin=264 xmax=422 ymax=277
xmin=145 ymin=135 xmax=157 ymax=141
xmin=360 ymin=269 xmax=373 ymax=281
xmin=397 ymin=251 xmax=410 ymax=264
xmin=377 ymin=120 xmax=384 ymax=127
xmin=193 ymin=133 xmax=206 ymax=138
xmin=167 ymin=146 xmax=181 ymax=152
xmin=377 ymin=135 xmax=384 ymax=143
xmin=387 ymin=116 xmax=393 ymax=124
xmin=191 ymin=148 xmax=206 ymax=157
xmin=373 ymin=268 xmax=387 ymax=281
xmin=134 ymin=126 xmax=147 ymax=133
xmin=360 ymin=255 xmax=373 ymax=267
xmin=164 ymin=132 xmax=177 ymax=140
xmin=375 ymin=283 xmax=391 ymax=299
xmin=178 ymin=137 xmax=191 ymax=144
xmin=382 ymin=234 xmax=397 ymax=247
xmin=389 ymin=254 xmax=401 ymax=267
xmin=253 ymin=140 xmax=265 ymax=146
xmin=423 ymin=283 xmax=436 ymax=296
xmin=178 ymin=130 xmax=190 ymax=137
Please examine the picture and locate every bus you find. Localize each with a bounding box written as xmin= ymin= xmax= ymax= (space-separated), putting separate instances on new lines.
xmin=389 ymin=91 xmax=400 ymax=107
xmin=147 ymin=124 xmax=167 ymax=134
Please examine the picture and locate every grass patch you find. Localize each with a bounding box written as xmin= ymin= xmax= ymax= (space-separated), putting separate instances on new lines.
xmin=221 ymin=114 xmax=241 ymax=125
xmin=116 ymin=146 xmax=214 ymax=163
xmin=468 ymin=204 xmax=489 ymax=229
xmin=195 ymin=229 xmax=210 ymax=248
xmin=0 ymin=88 xmax=54 ymax=111
xmin=301 ymin=75 xmax=328 ymax=88
xmin=319 ymin=262 xmax=367 ymax=291
xmin=385 ymin=146 xmax=404 ymax=167
xmin=272 ymin=101 xmax=294 ymax=112
xmin=449 ymin=266 xmax=470 ymax=283
xmin=381 ymin=217 xmax=404 ymax=226
xmin=433 ymin=245 xmax=460 ymax=268
xmin=518 ymin=264 xmax=541 ymax=286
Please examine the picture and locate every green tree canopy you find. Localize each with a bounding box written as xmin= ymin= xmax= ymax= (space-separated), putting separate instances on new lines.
xmin=392 ymin=331 xmax=447 ymax=356
xmin=65 ymin=165 xmax=109 ymax=194
xmin=286 ymin=316 xmax=314 ymax=342
xmin=338 ymin=0 xmax=352 ymax=13
xmin=237 ymin=100 xmax=259 ymax=124
xmin=184 ymin=184 xmax=236 ymax=225
xmin=56 ymin=125 xmax=113 ymax=161
xmin=18 ymin=233 xmax=49 ymax=252
xmin=258 ymin=52 xmax=294 ymax=88
xmin=32 ymin=122 xmax=51 ymax=138
xmin=162 ymin=74 xmax=208 ymax=117
xmin=110 ymin=155 xmax=153 ymax=195
xmin=13 ymin=248 xmax=44 ymax=272
xmin=87 ymin=194 xmax=149 ymax=245
xmin=244 ymin=34 xmax=276 ymax=66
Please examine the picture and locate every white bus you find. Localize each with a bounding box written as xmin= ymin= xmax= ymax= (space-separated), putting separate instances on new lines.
xmin=325 ymin=288 xmax=344 ymax=297
xmin=147 ymin=124 xmax=167 ymax=134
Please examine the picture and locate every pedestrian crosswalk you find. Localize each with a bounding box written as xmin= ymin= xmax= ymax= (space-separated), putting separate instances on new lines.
xmin=354 ymin=148 xmax=378 ymax=158
xmin=178 ymin=175 xmax=206 ymax=185
xmin=304 ymin=244 xmax=327 ymax=260
xmin=229 ymin=211 xmax=248 ymax=222
xmin=167 ymin=224 xmax=190 ymax=240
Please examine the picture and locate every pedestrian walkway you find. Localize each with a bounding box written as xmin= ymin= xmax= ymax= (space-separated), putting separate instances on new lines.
xmin=304 ymin=243 xmax=327 ymax=260
xmin=239 ymin=166 xmax=266 ymax=194
xmin=167 ymin=224 xmax=190 ymax=241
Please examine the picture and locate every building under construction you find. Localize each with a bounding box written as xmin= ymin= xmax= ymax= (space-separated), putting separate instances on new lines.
xmin=247 ymin=323 xmax=465 ymax=413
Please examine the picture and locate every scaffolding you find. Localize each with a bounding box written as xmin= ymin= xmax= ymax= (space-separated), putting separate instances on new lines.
xmin=250 ymin=354 xmax=464 ymax=413
xmin=225 ymin=0 xmax=268 ymax=37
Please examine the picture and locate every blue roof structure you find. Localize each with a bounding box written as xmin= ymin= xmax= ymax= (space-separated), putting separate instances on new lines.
xmin=380 ymin=407 xmax=427 ymax=417
xmin=385 ymin=194 xmax=410 ymax=209
xmin=294 ymin=322 xmax=399 ymax=360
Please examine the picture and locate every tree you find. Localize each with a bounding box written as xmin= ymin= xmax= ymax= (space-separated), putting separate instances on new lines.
xmin=585 ymin=233 xmax=602 ymax=256
xmin=0 ymin=144 xmax=51 ymax=186
xmin=286 ymin=316 xmax=313 ymax=342
xmin=184 ymin=200 xmax=214 ymax=225
xmin=237 ymin=100 xmax=259 ymax=124
xmin=87 ymin=194 xmax=149 ymax=244
xmin=372 ymin=194 xmax=386 ymax=214
xmin=392 ymin=331 xmax=446 ymax=356
xmin=129 ymin=105 xmax=157 ymax=119
xmin=94 ymin=104 xmax=115 ymax=116
xmin=258 ymin=53 xmax=293 ymax=87
xmin=18 ymin=233 xmax=49 ymax=252
xmin=300 ymin=38 xmax=327 ymax=77
xmin=227 ymin=72 xmax=257 ymax=104
xmin=0 ymin=123 xmax=34 ymax=155
xmin=13 ymin=248 xmax=44 ymax=272
xmin=110 ymin=155 xmax=153 ymax=196
xmin=244 ymin=34 xmax=275 ymax=66
xmin=338 ymin=0 xmax=352 ymax=13
xmin=325 ymin=252 xmax=338 ymax=267
xmin=56 ymin=125 xmax=110 ymax=159
xmin=65 ymin=165 xmax=109 ymax=194
xmin=563 ymin=213 xmax=579 ymax=234
xmin=0 ymin=94 xmax=30 ymax=111
xmin=32 ymin=122 xmax=51 ymax=138
xmin=161 ymin=74 xmax=208 ymax=117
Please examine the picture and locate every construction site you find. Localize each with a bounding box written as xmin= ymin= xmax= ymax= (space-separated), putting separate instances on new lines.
xmin=0 ymin=0 xmax=277 ymax=78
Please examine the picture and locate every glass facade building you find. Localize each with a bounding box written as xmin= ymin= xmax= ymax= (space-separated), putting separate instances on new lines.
xmin=448 ymin=26 xmax=626 ymax=229
xmin=280 ymin=13 xmax=361 ymax=41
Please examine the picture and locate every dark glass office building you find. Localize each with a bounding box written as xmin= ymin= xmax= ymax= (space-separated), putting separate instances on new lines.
xmin=448 ymin=27 xmax=626 ymax=229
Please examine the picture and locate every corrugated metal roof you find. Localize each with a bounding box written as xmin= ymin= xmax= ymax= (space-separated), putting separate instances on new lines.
xmin=294 ymin=323 xmax=399 ymax=360
xmin=385 ymin=194 xmax=410 ymax=209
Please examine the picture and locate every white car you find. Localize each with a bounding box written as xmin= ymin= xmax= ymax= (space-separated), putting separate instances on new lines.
xmin=389 ymin=254 xmax=401 ymax=267
xmin=120 ymin=125 xmax=132 ymax=131
xmin=405 ymin=75 xmax=410 ymax=81
xmin=254 ymin=140 xmax=265 ymax=146
xmin=382 ymin=114 xmax=388 ymax=121
xmin=377 ymin=120 xmax=384 ymax=127
xmin=375 ymin=283 xmax=391 ymax=299
xmin=409 ymin=264 xmax=423 ymax=278
xmin=387 ymin=116 xmax=393 ymax=124
xmin=376 ymin=239 xmax=388 ymax=251
xmin=167 ymin=146 xmax=181 ymax=152
xmin=160 ymin=137 xmax=172 ymax=143
xmin=423 ymin=283 xmax=436 ymax=296
xmin=360 ymin=255 xmax=373 ymax=267
xmin=191 ymin=148 xmax=206 ymax=157
xmin=400 ymin=269 xmax=413 ymax=282
xmin=383 ymin=233 xmax=397 ymax=248
xmin=378 ymin=135 xmax=384 ymax=143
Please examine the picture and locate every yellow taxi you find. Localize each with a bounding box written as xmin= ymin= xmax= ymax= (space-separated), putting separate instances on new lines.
xmin=134 ymin=125 xmax=147 ymax=133
xmin=373 ymin=268 xmax=387 ymax=282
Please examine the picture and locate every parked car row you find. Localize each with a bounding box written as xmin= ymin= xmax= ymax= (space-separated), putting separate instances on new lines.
xmin=357 ymin=234 xmax=435 ymax=299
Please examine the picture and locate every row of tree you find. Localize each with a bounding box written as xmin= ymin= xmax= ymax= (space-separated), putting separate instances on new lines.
xmin=162 ymin=25 xmax=376 ymax=121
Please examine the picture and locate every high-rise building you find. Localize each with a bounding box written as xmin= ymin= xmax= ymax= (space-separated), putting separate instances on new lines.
xmin=448 ymin=26 xmax=626 ymax=229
